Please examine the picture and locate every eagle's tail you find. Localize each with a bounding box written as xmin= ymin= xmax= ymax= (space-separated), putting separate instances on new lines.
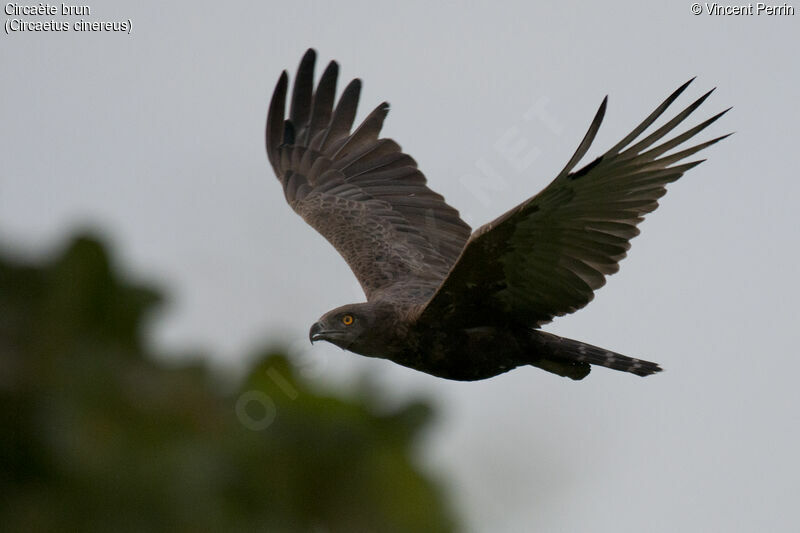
xmin=530 ymin=331 xmax=663 ymax=380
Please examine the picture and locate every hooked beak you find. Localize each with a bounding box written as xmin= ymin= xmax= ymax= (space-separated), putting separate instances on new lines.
xmin=309 ymin=322 xmax=324 ymax=344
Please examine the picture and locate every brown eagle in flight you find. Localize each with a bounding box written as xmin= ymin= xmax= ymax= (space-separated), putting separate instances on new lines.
xmin=266 ymin=49 xmax=728 ymax=381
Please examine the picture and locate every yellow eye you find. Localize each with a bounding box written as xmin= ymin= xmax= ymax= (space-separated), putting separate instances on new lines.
xmin=342 ymin=314 xmax=354 ymax=326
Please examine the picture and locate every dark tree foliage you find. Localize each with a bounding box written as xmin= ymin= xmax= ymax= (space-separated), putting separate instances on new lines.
xmin=0 ymin=234 xmax=457 ymax=532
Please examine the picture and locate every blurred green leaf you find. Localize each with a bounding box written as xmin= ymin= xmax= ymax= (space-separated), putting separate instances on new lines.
xmin=0 ymin=233 xmax=457 ymax=532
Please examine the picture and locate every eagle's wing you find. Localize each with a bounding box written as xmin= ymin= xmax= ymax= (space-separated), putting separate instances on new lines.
xmin=417 ymin=80 xmax=729 ymax=326
xmin=266 ymin=50 xmax=471 ymax=300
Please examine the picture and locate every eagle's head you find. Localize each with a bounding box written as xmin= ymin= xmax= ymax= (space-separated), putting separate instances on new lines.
xmin=309 ymin=301 xmax=402 ymax=358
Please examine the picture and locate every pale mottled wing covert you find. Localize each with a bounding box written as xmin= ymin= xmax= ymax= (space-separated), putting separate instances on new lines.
xmin=418 ymin=80 xmax=730 ymax=326
xmin=266 ymin=49 xmax=471 ymax=299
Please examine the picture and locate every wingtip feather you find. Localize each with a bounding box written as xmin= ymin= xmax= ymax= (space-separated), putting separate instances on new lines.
xmin=558 ymin=95 xmax=608 ymax=179
xmin=290 ymin=50 xmax=316 ymax=129
xmin=266 ymin=70 xmax=289 ymax=171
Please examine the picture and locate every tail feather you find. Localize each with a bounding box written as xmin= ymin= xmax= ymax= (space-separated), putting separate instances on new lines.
xmin=532 ymin=331 xmax=662 ymax=378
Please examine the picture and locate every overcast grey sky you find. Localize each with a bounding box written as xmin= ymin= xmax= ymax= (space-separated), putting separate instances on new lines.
xmin=2 ymin=1 xmax=798 ymax=531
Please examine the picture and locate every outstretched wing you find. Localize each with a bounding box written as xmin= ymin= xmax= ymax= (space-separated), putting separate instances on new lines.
xmin=266 ymin=49 xmax=471 ymax=300
xmin=418 ymin=79 xmax=729 ymax=327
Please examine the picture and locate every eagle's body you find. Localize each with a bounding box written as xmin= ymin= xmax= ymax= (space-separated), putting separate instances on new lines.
xmin=266 ymin=49 xmax=728 ymax=381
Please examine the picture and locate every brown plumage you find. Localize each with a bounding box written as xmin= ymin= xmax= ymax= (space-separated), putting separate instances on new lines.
xmin=266 ymin=49 xmax=729 ymax=381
